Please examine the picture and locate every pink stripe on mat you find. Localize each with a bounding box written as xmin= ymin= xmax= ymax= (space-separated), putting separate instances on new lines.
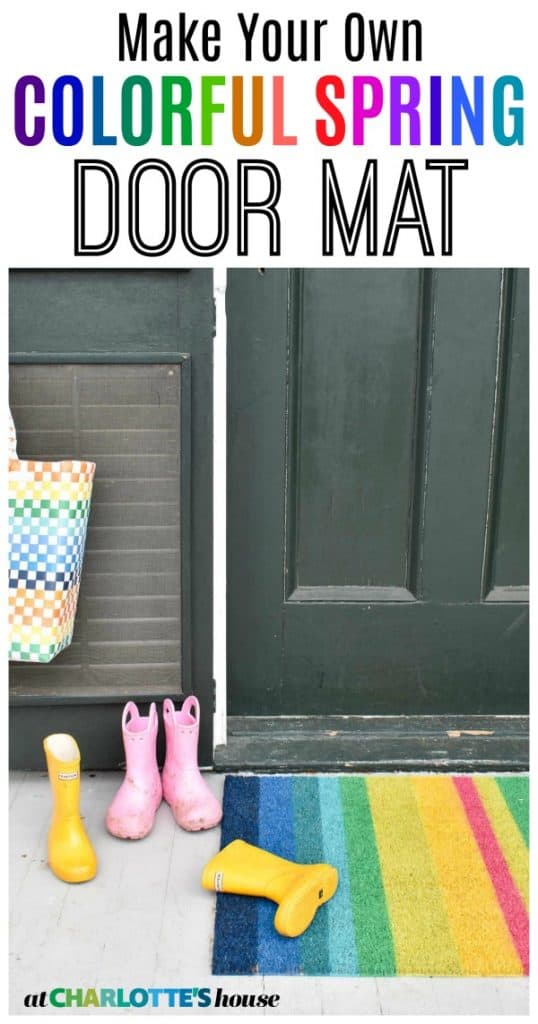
xmin=454 ymin=777 xmax=529 ymax=974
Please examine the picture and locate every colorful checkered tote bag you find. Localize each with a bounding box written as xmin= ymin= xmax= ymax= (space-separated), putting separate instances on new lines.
xmin=8 ymin=411 xmax=96 ymax=662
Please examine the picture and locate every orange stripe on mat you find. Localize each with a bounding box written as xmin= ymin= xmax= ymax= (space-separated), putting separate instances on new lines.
xmin=412 ymin=776 xmax=523 ymax=976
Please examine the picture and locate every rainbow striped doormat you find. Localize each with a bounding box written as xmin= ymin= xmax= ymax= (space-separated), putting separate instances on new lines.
xmin=211 ymin=774 xmax=529 ymax=976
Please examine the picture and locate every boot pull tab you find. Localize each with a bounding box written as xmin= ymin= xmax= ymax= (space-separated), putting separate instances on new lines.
xmin=163 ymin=697 xmax=176 ymax=718
xmin=181 ymin=695 xmax=199 ymax=722
xmin=148 ymin=701 xmax=158 ymax=731
xmin=122 ymin=701 xmax=139 ymax=730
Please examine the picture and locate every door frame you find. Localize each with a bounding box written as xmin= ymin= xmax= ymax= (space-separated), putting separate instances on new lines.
xmin=212 ymin=268 xmax=228 ymax=750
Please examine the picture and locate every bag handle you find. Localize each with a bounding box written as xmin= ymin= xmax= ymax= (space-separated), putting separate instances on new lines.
xmin=8 ymin=409 xmax=17 ymax=460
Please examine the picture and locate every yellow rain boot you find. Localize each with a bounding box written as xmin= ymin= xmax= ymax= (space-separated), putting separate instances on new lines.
xmin=202 ymin=839 xmax=338 ymax=937
xmin=43 ymin=734 xmax=97 ymax=883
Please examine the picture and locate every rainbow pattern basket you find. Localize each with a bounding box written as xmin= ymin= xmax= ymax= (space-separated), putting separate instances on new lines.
xmin=8 ymin=457 xmax=95 ymax=663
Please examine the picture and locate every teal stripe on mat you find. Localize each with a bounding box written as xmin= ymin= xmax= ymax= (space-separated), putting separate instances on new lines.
xmin=495 ymin=776 xmax=529 ymax=846
xmin=258 ymin=776 xmax=301 ymax=974
xmin=292 ymin=777 xmax=331 ymax=975
xmin=340 ymin=776 xmax=396 ymax=976
xmin=319 ymin=777 xmax=359 ymax=975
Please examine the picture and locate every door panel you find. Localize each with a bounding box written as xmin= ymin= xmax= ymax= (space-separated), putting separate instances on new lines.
xmin=419 ymin=271 xmax=502 ymax=603
xmin=227 ymin=269 xmax=528 ymax=719
xmin=289 ymin=269 xmax=423 ymax=594
xmin=484 ymin=271 xmax=529 ymax=597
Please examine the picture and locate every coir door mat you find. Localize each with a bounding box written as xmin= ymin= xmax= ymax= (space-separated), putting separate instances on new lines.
xmin=211 ymin=774 xmax=529 ymax=976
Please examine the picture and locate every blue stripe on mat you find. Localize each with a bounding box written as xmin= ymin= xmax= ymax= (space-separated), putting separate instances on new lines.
xmin=292 ymin=776 xmax=331 ymax=975
xmin=257 ymin=775 xmax=301 ymax=974
xmin=319 ymin=777 xmax=360 ymax=975
xmin=212 ymin=775 xmax=260 ymax=974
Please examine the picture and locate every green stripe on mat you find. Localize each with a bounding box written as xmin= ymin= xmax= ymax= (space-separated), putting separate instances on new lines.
xmin=340 ymin=776 xmax=396 ymax=976
xmin=495 ymin=776 xmax=529 ymax=846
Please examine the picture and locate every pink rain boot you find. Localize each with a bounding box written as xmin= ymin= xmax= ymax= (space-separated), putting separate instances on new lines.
xmin=106 ymin=701 xmax=162 ymax=840
xmin=162 ymin=696 xmax=222 ymax=832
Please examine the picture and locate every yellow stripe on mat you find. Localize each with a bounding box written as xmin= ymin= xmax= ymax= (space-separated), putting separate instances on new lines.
xmin=412 ymin=776 xmax=523 ymax=975
xmin=473 ymin=777 xmax=529 ymax=911
xmin=367 ymin=776 xmax=460 ymax=975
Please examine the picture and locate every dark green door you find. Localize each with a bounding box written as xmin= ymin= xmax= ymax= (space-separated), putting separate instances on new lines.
xmin=9 ymin=270 xmax=215 ymax=768
xmin=227 ymin=270 xmax=528 ymax=744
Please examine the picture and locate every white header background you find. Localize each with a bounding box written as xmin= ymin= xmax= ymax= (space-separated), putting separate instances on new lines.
xmin=0 ymin=0 xmax=535 ymax=266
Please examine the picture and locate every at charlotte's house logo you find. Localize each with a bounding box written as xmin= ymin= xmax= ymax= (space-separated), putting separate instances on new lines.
xmin=23 ymin=986 xmax=281 ymax=1009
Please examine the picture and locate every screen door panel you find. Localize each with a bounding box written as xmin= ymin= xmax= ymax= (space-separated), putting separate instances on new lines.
xmin=9 ymin=362 xmax=190 ymax=698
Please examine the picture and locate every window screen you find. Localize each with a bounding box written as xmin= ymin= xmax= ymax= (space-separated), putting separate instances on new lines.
xmin=9 ymin=362 xmax=189 ymax=699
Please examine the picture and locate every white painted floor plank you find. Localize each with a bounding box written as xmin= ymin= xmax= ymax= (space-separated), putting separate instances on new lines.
xmin=375 ymin=977 xmax=529 ymax=1016
xmin=9 ymin=766 xmax=29 ymax=808
xmin=265 ymin=976 xmax=325 ymax=1016
xmin=495 ymin=977 xmax=530 ymax=1015
xmin=151 ymin=774 xmax=224 ymax=980
xmin=10 ymin=771 xmax=51 ymax=895
xmin=10 ymin=771 xmax=529 ymax=1016
xmin=319 ymin=977 xmax=381 ymax=1015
